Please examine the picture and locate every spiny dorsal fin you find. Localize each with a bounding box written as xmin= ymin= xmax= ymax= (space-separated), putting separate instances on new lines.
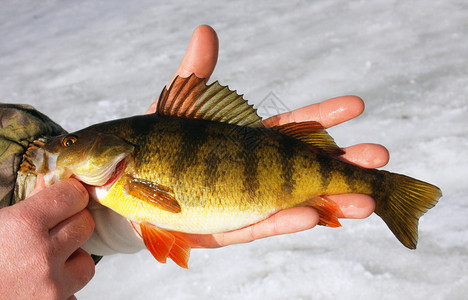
xmin=157 ymin=74 xmax=264 ymax=128
xmin=272 ymin=121 xmax=345 ymax=156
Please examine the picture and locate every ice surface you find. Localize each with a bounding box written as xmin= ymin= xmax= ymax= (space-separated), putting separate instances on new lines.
xmin=1 ymin=0 xmax=467 ymax=299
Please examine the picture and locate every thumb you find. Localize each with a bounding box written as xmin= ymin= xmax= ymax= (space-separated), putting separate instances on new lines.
xmin=146 ymin=25 xmax=219 ymax=114
xmin=173 ymin=24 xmax=219 ymax=82
xmin=19 ymin=178 xmax=89 ymax=231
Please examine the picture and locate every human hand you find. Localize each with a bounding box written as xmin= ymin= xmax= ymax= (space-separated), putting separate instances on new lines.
xmin=0 ymin=177 xmax=95 ymax=300
xmin=142 ymin=25 xmax=389 ymax=248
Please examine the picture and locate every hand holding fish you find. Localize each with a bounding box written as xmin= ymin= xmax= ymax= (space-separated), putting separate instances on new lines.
xmin=0 ymin=178 xmax=95 ymax=299
xmin=173 ymin=98 xmax=388 ymax=248
xmin=141 ymin=25 xmax=388 ymax=248
xmin=82 ymin=25 xmax=390 ymax=255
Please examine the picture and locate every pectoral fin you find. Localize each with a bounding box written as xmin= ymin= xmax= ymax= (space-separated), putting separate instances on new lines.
xmin=140 ymin=222 xmax=191 ymax=269
xmin=124 ymin=175 xmax=181 ymax=213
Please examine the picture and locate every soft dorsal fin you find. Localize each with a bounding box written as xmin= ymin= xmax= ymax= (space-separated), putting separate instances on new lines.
xmin=157 ymin=74 xmax=264 ymax=128
xmin=272 ymin=121 xmax=345 ymax=156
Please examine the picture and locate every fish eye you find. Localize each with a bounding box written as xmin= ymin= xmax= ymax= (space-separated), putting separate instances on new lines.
xmin=62 ymin=135 xmax=78 ymax=147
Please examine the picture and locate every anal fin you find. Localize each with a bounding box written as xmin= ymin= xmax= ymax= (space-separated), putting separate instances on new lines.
xmin=140 ymin=222 xmax=191 ymax=269
xmin=299 ymin=196 xmax=342 ymax=227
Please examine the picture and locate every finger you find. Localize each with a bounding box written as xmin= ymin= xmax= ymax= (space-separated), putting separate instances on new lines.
xmin=329 ymin=194 xmax=376 ymax=219
xmin=208 ymin=207 xmax=320 ymax=247
xmin=211 ymin=195 xmax=374 ymax=247
xmin=183 ymin=193 xmax=375 ymax=249
xmin=171 ymin=24 xmax=218 ymax=83
xmin=263 ymin=95 xmax=364 ymax=128
xmin=340 ymin=143 xmax=390 ymax=168
xmin=49 ymin=208 xmax=95 ymax=260
xmin=20 ymin=179 xmax=89 ymax=230
xmin=62 ymin=248 xmax=95 ymax=297
xmin=146 ymin=25 xmax=218 ymax=114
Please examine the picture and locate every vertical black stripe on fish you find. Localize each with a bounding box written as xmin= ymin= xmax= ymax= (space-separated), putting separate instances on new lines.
xmin=368 ymin=169 xmax=388 ymax=205
xmin=277 ymin=135 xmax=297 ymax=196
xmin=170 ymin=119 xmax=209 ymax=177
xmin=126 ymin=115 xmax=162 ymax=166
xmin=340 ymin=160 xmax=360 ymax=192
xmin=202 ymin=129 xmax=224 ymax=191
xmin=95 ymin=114 xmax=157 ymax=142
xmin=315 ymin=152 xmax=333 ymax=191
xmin=202 ymin=152 xmax=222 ymax=190
xmin=131 ymin=115 xmax=159 ymax=137
xmin=235 ymin=125 xmax=261 ymax=199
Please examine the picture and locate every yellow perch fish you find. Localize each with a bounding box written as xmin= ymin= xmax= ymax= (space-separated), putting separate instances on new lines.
xmin=30 ymin=75 xmax=441 ymax=268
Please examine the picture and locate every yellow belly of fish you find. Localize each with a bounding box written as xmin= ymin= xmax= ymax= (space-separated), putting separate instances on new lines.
xmin=98 ymin=175 xmax=281 ymax=233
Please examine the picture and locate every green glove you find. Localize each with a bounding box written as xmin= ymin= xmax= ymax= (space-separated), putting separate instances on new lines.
xmin=0 ymin=104 xmax=65 ymax=208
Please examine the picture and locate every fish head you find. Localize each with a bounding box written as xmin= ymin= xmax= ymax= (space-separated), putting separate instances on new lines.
xmin=30 ymin=131 xmax=134 ymax=187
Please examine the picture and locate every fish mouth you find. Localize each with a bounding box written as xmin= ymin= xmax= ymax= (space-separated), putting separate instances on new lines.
xmin=81 ymin=157 xmax=127 ymax=201
xmin=102 ymin=158 xmax=127 ymax=188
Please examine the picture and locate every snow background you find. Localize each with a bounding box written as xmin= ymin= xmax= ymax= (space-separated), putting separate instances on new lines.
xmin=1 ymin=0 xmax=467 ymax=299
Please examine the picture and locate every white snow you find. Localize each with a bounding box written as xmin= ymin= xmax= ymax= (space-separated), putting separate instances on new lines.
xmin=1 ymin=1 xmax=467 ymax=299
